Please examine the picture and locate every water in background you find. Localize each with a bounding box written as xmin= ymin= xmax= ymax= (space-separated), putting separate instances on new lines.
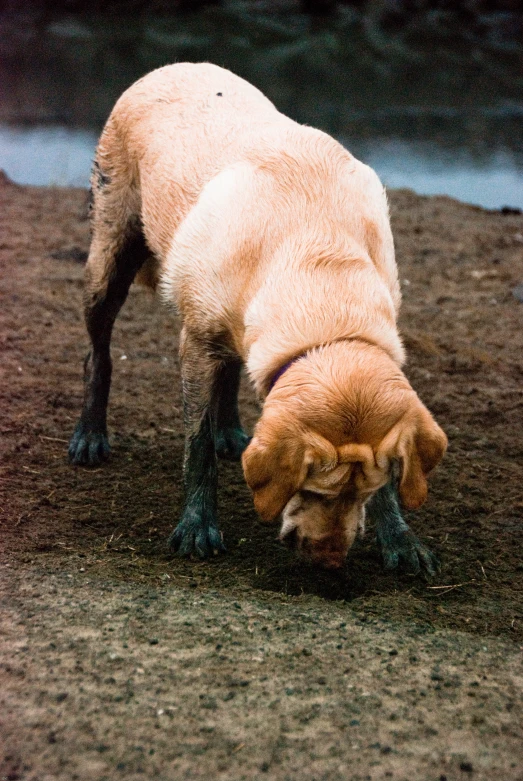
xmin=1 ymin=9 xmax=522 ymax=208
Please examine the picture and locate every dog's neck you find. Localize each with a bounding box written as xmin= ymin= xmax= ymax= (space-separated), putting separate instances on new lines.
xmin=246 ymin=288 xmax=405 ymax=397
xmin=267 ymin=337 xmax=374 ymax=393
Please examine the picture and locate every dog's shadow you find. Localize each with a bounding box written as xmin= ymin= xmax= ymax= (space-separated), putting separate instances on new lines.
xmin=69 ymin=438 xmax=432 ymax=605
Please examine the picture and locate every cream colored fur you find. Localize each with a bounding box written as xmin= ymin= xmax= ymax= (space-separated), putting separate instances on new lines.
xmin=95 ymin=62 xmax=403 ymax=394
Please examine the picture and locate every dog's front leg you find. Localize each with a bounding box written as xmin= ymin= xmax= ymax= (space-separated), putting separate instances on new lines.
xmin=168 ymin=328 xmax=226 ymax=558
xmin=368 ymin=477 xmax=440 ymax=576
xmin=214 ymin=360 xmax=251 ymax=461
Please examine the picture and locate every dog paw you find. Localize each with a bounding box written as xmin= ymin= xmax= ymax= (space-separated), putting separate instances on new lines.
xmin=215 ymin=427 xmax=251 ymax=461
xmin=377 ymin=528 xmax=440 ymax=577
xmin=168 ymin=506 xmax=226 ymax=559
xmin=68 ymin=423 xmax=110 ymax=466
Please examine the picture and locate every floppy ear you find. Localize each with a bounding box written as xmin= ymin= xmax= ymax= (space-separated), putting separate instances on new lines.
xmin=242 ymin=436 xmax=309 ymax=523
xmin=377 ymin=403 xmax=447 ymax=510
xmin=242 ymin=429 xmax=340 ymax=521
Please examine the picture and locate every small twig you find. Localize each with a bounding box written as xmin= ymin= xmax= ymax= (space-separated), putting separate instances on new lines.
xmin=427 ymin=581 xmax=477 ymax=595
xmin=427 ymin=583 xmax=468 ymax=589
xmin=232 ymin=743 xmax=245 ymax=753
xmin=489 ymin=507 xmax=516 ymax=516
xmin=429 ymin=586 xmax=463 ymax=595
xmin=40 ymin=435 xmax=68 ymax=443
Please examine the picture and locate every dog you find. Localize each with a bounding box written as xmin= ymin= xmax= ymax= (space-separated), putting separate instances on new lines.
xmin=69 ymin=62 xmax=447 ymax=572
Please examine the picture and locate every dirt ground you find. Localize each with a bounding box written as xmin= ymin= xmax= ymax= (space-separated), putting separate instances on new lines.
xmin=0 ymin=171 xmax=522 ymax=780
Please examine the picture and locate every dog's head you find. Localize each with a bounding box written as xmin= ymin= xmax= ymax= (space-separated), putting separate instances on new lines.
xmin=242 ymin=343 xmax=447 ymax=569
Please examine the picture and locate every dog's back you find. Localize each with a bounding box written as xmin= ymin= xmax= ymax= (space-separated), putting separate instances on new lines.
xmin=95 ymin=64 xmax=394 ymax=284
xmin=91 ymin=63 xmax=401 ymax=383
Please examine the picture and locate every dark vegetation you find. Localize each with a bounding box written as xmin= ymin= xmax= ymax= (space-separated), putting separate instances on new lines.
xmin=1 ymin=0 xmax=522 ymax=16
xmin=0 ymin=0 xmax=522 ymax=41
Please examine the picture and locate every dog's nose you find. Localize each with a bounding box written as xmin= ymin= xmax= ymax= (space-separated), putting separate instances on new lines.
xmin=305 ymin=539 xmax=347 ymax=570
xmin=280 ymin=528 xmax=347 ymax=569
xmin=312 ymin=551 xmax=346 ymax=570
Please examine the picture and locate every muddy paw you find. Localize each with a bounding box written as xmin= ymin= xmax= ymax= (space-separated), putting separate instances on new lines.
xmin=68 ymin=423 xmax=110 ymax=466
xmin=215 ymin=427 xmax=251 ymax=461
xmin=168 ymin=506 xmax=226 ymax=559
xmin=377 ymin=528 xmax=440 ymax=577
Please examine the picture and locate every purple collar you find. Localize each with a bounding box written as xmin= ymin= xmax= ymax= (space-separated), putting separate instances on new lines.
xmin=268 ymin=354 xmax=306 ymax=392
xmin=267 ymin=337 xmax=372 ymax=393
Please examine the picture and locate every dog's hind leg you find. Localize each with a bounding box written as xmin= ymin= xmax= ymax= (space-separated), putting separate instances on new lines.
xmin=168 ymin=328 xmax=227 ymax=558
xmin=214 ymin=360 xmax=251 ymax=461
xmin=68 ymin=220 xmax=149 ymax=465
xmin=69 ymin=158 xmax=150 ymax=466
xmin=368 ymin=477 xmax=440 ymax=576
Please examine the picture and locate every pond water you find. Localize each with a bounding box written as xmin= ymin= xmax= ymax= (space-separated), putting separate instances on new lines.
xmin=1 ymin=10 xmax=522 ymax=209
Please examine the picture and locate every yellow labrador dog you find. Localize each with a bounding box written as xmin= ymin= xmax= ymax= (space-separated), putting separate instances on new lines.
xmin=69 ymin=63 xmax=447 ymax=572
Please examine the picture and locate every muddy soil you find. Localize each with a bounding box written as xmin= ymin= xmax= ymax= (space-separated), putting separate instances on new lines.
xmin=0 ymin=172 xmax=522 ymax=780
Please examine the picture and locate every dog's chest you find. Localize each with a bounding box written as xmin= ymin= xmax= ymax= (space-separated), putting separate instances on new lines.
xmin=157 ymin=163 xmax=262 ymax=343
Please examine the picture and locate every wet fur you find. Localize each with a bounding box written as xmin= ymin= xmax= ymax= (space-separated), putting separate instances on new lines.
xmin=69 ymin=62 xmax=446 ymax=569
